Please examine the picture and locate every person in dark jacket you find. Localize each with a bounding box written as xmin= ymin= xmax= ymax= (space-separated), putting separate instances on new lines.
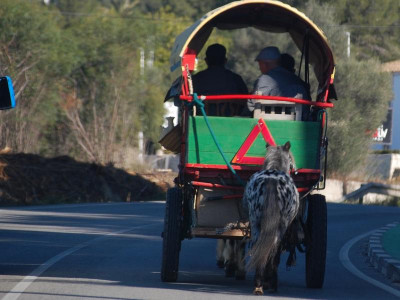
xmin=280 ymin=53 xmax=296 ymax=74
xmin=192 ymin=43 xmax=248 ymax=116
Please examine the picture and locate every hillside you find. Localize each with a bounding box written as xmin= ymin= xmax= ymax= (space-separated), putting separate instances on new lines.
xmin=0 ymin=153 xmax=175 ymax=206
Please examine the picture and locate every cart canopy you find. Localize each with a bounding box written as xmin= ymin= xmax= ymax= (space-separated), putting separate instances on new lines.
xmin=170 ymin=0 xmax=335 ymax=89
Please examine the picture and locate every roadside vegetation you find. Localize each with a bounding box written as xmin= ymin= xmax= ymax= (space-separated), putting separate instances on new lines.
xmin=0 ymin=0 xmax=398 ymax=204
xmin=0 ymin=151 xmax=175 ymax=206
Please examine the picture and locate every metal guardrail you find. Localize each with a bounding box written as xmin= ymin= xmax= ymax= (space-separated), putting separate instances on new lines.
xmin=342 ymin=182 xmax=400 ymax=204
xmin=145 ymin=154 xmax=179 ymax=172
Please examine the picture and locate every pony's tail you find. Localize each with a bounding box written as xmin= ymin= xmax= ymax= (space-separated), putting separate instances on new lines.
xmin=247 ymin=179 xmax=281 ymax=271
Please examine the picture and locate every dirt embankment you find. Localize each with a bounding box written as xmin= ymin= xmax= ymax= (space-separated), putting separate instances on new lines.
xmin=0 ymin=153 xmax=176 ymax=206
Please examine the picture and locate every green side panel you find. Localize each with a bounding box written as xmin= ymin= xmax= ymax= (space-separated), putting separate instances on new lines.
xmin=187 ymin=116 xmax=321 ymax=169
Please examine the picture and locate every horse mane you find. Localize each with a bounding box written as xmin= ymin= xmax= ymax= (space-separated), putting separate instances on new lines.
xmin=262 ymin=141 xmax=294 ymax=173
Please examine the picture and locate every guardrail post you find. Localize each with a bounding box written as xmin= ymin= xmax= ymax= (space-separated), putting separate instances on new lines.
xmin=358 ymin=184 xmax=364 ymax=205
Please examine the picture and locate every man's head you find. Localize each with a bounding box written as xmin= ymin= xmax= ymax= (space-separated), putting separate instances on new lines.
xmin=281 ymin=53 xmax=295 ymax=73
xmin=205 ymin=43 xmax=227 ymax=66
xmin=255 ymin=46 xmax=281 ymax=74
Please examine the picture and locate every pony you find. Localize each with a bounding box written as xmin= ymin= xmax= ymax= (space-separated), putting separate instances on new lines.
xmin=216 ymin=238 xmax=246 ymax=279
xmin=242 ymin=141 xmax=299 ymax=295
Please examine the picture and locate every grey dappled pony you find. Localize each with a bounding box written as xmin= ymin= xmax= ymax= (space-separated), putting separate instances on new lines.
xmin=242 ymin=141 xmax=299 ymax=295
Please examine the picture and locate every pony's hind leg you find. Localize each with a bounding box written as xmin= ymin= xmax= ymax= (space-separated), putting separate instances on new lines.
xmin=253 ymin=267 xmax=264 ymax=295
xmin=263 ymin=251 xmax=281 ymax=292
xmin=223 ymin=239 xmax=236 ymax=277
xmin=216 ymin=239 xmax=225 ymax=268
xmin=262 ymin=258 xmax=275 ymax=292
xmin=234 ymin=240 xmax=246 ymax=280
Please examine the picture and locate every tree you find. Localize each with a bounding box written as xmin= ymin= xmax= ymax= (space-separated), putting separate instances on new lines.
xmin=317 ymin=0 xmax=400 ymax=62
xmin=327 ymin=59 xmax=392 ymax=176
xmin=55 ymin=4 xmax=189 ymax=162
xmin=0 ymin=0 xmax=76 ymax=153
xmin=300 ymin=0 xmax=393 ymax=177
xmin=56 ymin=6 xmax=145 ymax=162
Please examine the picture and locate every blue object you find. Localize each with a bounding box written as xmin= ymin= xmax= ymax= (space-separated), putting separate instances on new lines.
xmin=6 ymin=76 xmax=15 ymax=108
xmin=0 ymin=76 xmax=16 ymax=109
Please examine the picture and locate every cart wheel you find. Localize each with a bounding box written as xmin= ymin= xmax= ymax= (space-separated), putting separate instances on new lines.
xmin=305 ymin=194 xmax=327 ymax=288
xmin=161 ymin=187 xmax=183 ymax=282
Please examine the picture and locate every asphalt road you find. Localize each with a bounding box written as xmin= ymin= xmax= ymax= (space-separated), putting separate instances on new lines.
xmin=0 ymin=201 xmax=399 ymax=300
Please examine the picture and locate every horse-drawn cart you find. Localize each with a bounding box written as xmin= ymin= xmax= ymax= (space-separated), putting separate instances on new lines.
xmin=160 ymin=0 xmax=336 ymax=289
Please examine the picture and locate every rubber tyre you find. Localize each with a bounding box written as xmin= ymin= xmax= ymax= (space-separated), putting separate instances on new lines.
xmin=305 ymin=194 xmax=327 ymax=288
xmin=161 ymin=187 xmax=183 ymax=282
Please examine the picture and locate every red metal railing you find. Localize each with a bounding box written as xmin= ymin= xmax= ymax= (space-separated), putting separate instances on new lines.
xmin=180 ymin=94 xmax=334 ymax=108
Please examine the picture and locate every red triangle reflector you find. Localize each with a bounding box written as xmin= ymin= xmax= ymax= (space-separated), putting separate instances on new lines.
xmin=232 ymin=118 xmax=276 ymax=165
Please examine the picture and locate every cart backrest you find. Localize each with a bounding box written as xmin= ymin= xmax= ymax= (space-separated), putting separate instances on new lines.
xmin=186 ymin=117 xmax=321 ymax=169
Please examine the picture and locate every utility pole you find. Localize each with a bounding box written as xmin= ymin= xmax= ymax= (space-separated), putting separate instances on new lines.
xmin=138 ymin=131 xmax=144 ymax=160
xmin=140 ymin=48 xmax=145 ymax=76
xmin=138 ymin=45 xmax=155 ymax=159
xmin=147 ymin=50 xmax=154 ymax=69
xmin=345 ymin=31 xmax=351 ymax=58
xmin=138 ymin=48 xmax=145 ymax=160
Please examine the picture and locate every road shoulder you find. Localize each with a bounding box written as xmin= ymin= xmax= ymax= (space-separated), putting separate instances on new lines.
xmin=367 ymin=222 xmax=400 ymax=283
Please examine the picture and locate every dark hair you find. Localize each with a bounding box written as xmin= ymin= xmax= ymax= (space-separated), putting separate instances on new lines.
xmin=205 ymin=43 xmax=226 ymax=66
xmin=280 ymin=53 xmax=295 ymax=73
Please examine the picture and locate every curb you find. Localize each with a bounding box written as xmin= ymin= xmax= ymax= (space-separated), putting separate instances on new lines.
xmin=367 ymin=222 xmax=400 ymax=283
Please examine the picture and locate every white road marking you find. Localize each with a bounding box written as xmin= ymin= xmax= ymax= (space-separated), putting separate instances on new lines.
xmin=0 ymin=201 xmax=164 ymax=212
xmin=2 ymin=223 xmax=159 ymax=300
xmin=339 ymin=229 xmax=400 ymax=298
xmin=0 ymin=202 xmax=134 ymax=212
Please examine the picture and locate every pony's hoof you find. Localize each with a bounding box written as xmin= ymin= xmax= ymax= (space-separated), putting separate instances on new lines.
xmin=253 ymin=286 xmax=264 ymax=295
xmin=235 ymin=270 xmax=246 ymax=280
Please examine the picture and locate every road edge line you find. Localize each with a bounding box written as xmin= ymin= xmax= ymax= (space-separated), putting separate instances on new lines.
xmin=339 ymin=229 xmax=400 ymax=298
